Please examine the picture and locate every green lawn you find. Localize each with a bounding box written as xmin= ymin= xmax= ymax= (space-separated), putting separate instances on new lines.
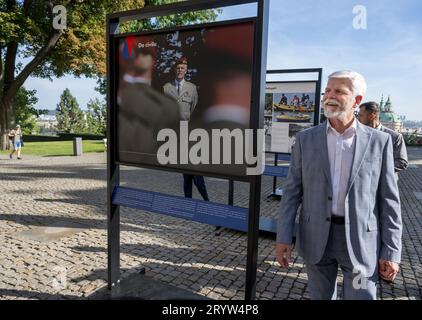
xmin=0 ymin=140 xmax=105 ymax=156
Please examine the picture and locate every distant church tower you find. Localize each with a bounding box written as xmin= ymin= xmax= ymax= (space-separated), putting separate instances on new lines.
xmin=379 ymin=95 xmax=403 ymax=132
xmin=379 ymin=95 xmax=385 ymax=111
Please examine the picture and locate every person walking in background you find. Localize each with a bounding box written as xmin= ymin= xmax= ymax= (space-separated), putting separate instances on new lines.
xmin=8 ymin=124 xmax=23 ymax=160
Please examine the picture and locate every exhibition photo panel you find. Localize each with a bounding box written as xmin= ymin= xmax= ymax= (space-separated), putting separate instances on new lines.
xmin=265 ymin=81 xmax=318 ymax=153
xmin=115 ymin=19 xmax=257 ymax=178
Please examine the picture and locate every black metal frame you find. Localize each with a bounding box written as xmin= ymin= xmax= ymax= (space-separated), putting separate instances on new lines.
xmin=266 ymin=80 xmax=317 ymax=84
xmin=107 ymin=0 xmax=269 ymax=301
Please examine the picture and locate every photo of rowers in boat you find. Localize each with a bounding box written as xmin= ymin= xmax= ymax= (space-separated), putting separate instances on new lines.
xmin=272 ymin=91 xmax=315 ymax=123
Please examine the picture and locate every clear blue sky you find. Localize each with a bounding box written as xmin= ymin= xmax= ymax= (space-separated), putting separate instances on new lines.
xmin=23 ymin=0 xmax=422 ymax=120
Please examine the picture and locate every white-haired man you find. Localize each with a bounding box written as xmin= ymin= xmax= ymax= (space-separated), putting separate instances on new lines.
xmin=275 ymin=70 xmax=402 ymax=299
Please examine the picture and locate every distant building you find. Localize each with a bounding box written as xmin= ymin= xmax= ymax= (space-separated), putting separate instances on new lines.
xmin=379 ymin=95 xmax=403 ymax=132
xmin=36 ymin=113 xmax=58 ymax=135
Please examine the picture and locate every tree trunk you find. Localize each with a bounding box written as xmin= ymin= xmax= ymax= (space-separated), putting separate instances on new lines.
xmin=0 ymin=98 xmax=13 ymax=150
xmin=0 ymin=100 xmax=6 ymax=150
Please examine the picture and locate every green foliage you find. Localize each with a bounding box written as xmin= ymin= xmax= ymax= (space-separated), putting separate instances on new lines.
xmin=2 ymin=1 xmax=148 ymax=78
xmin=265 ymin=93 xmax=273 ymax=111
xmin=13 ymin=86 xmax=40 ymax=134
xmin=403 ymin=131 xmax=422 ymax=146
xmin=85 ymin=98 xmax=106 ymax=135
xmin=121 ymin=0 xmax=220 ymax=34
xmin=55 ymin=88 xmax=85 ymax=133
xmin=1 ymin=0 xmax=148 ymax=138
xmin=95 ymin=77 xmax=107 ymax=96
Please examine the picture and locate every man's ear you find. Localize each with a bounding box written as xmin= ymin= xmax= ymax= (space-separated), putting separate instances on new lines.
xmin=355 ymin=95 xmax=363 ymax=107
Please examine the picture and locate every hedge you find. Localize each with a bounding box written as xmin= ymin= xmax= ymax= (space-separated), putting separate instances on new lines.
xmin=23 ymin=133 xmax=105 ymax=142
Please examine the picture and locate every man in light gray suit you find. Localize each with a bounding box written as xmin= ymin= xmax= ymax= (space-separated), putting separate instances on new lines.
xmin=358 ymin=101 xmax=408 ymax=174
xmin=276 ymin=71 xmax=402 ymax=300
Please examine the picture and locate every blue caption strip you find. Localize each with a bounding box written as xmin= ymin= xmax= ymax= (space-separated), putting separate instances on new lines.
xmin=276 ymin=154 xmax=291 ymax=161
xmin=112 ymin=186 xmax=249 ymax=232
xmin=263 ymin=165 xmax=289 ymax=177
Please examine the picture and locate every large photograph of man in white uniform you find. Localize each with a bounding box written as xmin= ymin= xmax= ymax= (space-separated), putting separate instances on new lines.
xmin=163 ymin=57 xmax=198 ymax=121
xmin=163 ymin=57 xmax=209 ymax=202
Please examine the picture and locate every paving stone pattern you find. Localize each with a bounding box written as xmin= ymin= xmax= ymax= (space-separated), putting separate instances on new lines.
xmin=0 ymin=148 xmax=421 ymax=300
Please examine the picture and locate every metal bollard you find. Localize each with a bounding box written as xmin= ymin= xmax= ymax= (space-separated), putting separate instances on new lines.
xmin=73 ymin=137 xmax=83 ymax=156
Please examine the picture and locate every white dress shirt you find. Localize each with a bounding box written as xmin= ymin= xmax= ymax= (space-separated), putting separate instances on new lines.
xmin=326 ymin=118 xmax=357 ymax=217
xmin=175 ymin=79 xmax=185 ymax=95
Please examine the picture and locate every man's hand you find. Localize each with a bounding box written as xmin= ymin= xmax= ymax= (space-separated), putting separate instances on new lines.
xmin=275 ymin=243 xmax=294 ymax=268
xmin=379 ymin=259 xmax=399 ymax=282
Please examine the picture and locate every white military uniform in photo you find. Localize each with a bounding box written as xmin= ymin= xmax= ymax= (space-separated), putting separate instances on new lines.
xmin=163 ymin=79 xmax=198 ymax=121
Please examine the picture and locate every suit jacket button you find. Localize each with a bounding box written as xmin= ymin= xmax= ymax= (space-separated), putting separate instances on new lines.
xmin=328 ymin=196 xmax=332 ymax=201
xmin=326 ymin=217 xmax=331 ymax=222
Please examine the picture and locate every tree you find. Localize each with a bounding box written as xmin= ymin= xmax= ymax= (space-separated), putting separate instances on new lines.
xmin=86 ymin=98 xmax=106 ymax=135
xmin=56 ymin=88 xmax=84 ymax=133
xmin=13 ymin=86 xmax=44 ymax=134
xmin=0 ymin=0 xmax=219 ymax=149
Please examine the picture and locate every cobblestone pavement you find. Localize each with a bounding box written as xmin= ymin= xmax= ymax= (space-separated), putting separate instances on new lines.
xmin=0 ymin=148 xmax=421 ymax=300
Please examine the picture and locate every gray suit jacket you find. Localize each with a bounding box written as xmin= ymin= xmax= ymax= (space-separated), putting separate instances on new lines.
xmin=277 ymin=121 xmax=402 ymax=276
xmin=163 ymin=80 xmax=198 ymax=121
xmin=378 ymin=125 xmax=408 ymax=172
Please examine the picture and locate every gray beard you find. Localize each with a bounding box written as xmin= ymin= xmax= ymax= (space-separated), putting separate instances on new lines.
xmin=324 ymin=107 xmax=348 ymax=122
